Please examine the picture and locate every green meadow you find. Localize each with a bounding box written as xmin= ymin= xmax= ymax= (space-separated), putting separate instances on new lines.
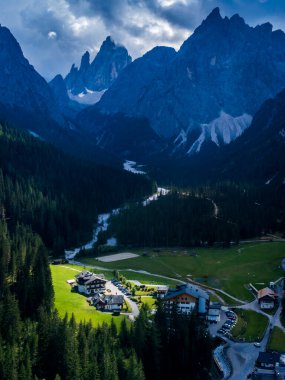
xmin=268 ymin=327 xmax=285 ymax=352
xmin=231 ymin=309 xmax=268 ymax=341
xmin=79 ymin=242 xmax=285 ymax=301
xmin=50 ymin=265 xmax=125 ymax=328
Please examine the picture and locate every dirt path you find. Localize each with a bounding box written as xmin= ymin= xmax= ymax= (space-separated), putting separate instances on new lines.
xmin=207 ymin=198 xmax=219 ymax=218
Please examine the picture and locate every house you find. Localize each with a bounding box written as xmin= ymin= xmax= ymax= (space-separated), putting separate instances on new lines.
xmin=257 ymin=352 xmax=281 ymax=370
xmin=163 ymin=283 xmax=209 ymax=315
xmin=207 ymin=302 xmax=221 ymax=323
xmin=252 ymin=353 xmax=285 ymax=380
xmin=156 ymin=285 xmax=168 ymax=298
xmin=75 ymin=271 xmax=107 ymax=295
xmin=92 ymin=293 xmax=124 ymax=312
xmin=258 ymin=287 xmax=278 ymax=309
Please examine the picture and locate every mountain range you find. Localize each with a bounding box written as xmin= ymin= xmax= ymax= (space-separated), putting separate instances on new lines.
xmin=95 ymin=7 xmax=285 ymax=154
xmin=0 ymin=8 xmax=285 ymax=185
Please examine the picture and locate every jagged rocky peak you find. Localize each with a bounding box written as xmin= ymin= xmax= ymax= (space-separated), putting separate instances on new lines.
xmin=79 ymin=51 xmax=90 ymax=72
xmin=96 ymin=7 xmax=285 ymax=153
xmin=49 ymin=74 xmax=84 ymax=117
xmin=203 ymin=7 xmax=222 ymax=24
xmin=49 ymin=74 xmax=69 ymax=104
xmin=101 ymin=35 xmax=116 ymax=49
xmin=0 ymin=25 xmax=28 ymax=65
xmin=0 ymin=24 xmax=63 ymax=125
xmin=64 ymin=36 xmax=132 ymax=97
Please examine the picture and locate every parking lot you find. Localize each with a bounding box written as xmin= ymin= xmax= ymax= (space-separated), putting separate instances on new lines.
xmin=110 ymin=279 xmax=132 ymax=296
xmin=209 ymin=309 xmax=237 ymax=340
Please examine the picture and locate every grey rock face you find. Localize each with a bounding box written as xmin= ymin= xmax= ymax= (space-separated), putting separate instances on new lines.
xmin=65 ymin=36 xmax=132 ymax=95
xmin=97 ymin=8 xmax=285 ymax=151
xmin=49 ymin=74 xmax=84 ymax=118
xmin=0 ymin=25 xmax=63 ymax=125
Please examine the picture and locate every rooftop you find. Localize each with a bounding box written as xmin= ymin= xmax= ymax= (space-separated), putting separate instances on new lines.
xmin=258 ymin=287 xmax=277 ymax=300
xmin=257 ymin=352 xmax=280 ymax=365
xmin=164 ymin=283 xmax=209 ymax=301
xmin=75 ymin=271 xmax=106 ymax=284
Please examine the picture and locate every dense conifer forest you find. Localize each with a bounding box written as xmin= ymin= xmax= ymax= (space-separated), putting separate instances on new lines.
xmin=0 ymin=123 xmax=154 ymax=254
xmin=107 ymin=183 xmax=285 ymax=247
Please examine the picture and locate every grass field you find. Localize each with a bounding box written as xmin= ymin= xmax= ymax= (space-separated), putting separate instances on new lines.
xmin=50 ymin=265 xmax=125 ymax=328
xmin=268 ymin=327 xmax=285 ymax=352
xmin=231 ymin=309 xmax=268 ymax=341
xmin=79 ymin=242 xmax=285 ymax=301
xmin=138 ymin=296 xmax=156 ymax=310
xmin=118 ymin=271 xmax=179 ymax=286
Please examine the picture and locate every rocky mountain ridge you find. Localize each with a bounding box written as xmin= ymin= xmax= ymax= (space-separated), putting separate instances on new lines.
xmin=95 ymin=7 xmax=285 ymax=154
xmin=64 ymin=36 xmax=131 ymax=100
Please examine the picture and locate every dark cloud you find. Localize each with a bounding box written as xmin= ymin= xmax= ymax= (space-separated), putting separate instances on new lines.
xmin=0 ymin=0 xmax=284 ymax=79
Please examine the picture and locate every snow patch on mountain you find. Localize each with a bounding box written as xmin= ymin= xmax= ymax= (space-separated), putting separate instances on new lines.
xmin=265 ymin=175 xmax=276 ymax=185
xmin=28 ymin=130 xmax=42 ymax=139
xmin=68 ymin=89 xmax=106 ymax=105
xmin=187 ymin=125 xmax=208 ymax=154
xmin=174 ymin=129 xmax=188 ymax=148
xmin=187 ymin=112 xmax=252 ymax=154
xmin=123 ymin=160 xmax=146 ymax=175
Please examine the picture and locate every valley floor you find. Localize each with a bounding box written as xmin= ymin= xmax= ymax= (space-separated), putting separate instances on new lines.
xmin=77 ymin=242 xmax=285 ymax=302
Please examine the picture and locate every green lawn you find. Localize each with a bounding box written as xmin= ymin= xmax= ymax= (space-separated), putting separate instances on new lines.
xmin=79 ymin=242 xmax=285 ymax=301
xmin=50 ymin=265 xmax=125 ymax=328
xmin=268 ymin=327 xmax=285 ymax=352
xmin=137 ymin=296 xmax=156 ymax=310
xmin=231 ymin=309 xmax=268 ymax=341
xmin=62 ymin=263 xmax=114 ymax=280
xmin=119 ymin=270 xmax=179 ymax=286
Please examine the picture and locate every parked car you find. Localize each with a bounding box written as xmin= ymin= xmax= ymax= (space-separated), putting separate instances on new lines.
xmin=254 ymin=342 xmax=261 ymax=348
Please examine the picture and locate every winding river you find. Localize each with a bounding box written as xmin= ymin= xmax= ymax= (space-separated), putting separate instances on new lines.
xmin=65 ymin=160 xmax=169 ymax=260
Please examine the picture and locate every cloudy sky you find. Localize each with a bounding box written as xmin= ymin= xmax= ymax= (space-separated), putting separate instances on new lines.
xmin=1 ymin=0 xmax=285 ymax=80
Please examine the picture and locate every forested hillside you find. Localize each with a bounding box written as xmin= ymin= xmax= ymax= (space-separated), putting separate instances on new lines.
xmin=107 ymin=183 xmax=285 ymax=247
xmin=0 ymin=225 xmax=214 ymax=380
xmin=0 ymin=123 xmax=214 ymax=380
xmin=0 ymin=123 xmax=153 ymax=254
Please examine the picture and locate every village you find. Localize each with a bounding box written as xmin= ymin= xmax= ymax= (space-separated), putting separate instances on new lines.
xmin=53 ymin=251 xmax=285 ymax=380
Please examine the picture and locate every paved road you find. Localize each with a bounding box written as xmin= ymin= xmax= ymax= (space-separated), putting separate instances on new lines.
xmin=206 ymin=198 xmax=219 ymax=218
xmin=228 ymin=294 xmax=285 ymax=379
xmin=105 ymin=281 xmax=139 ymax=319
xmin=227 ymin=341 xmax=261 ymax=380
